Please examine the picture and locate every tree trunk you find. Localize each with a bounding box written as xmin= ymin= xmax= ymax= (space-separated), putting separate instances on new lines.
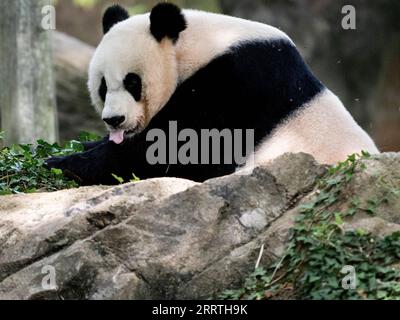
xmin=371 ymin=35 xmax=400 ymax=152
xmin=0 ymin=0 xmax=57 ymax=145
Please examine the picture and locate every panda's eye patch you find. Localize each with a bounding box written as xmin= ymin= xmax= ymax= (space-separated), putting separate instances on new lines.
xmin=99 ymin=77 xmax=107 ymax=102
xmin=124 ymin=73 xmax=142 ymax=101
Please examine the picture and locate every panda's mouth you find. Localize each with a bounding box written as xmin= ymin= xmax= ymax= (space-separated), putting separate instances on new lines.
xmin=124 ymin=128 xmax=139 ymax=139
xmin=109 ymin=127 xmax=139 ymax=145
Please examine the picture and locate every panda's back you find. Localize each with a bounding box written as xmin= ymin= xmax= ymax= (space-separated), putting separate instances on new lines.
xmin=183 ymin=9 xmax=291 ymax=43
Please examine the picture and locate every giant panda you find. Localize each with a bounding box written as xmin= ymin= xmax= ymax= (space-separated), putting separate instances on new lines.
xmin=46 ymin=3 xmax=379 ymax=185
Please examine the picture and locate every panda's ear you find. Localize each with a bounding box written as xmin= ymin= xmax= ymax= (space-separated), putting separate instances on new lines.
xmin=103 ymin=5 xmax=130 ymax=35
xmin=150 ymin=3 xmax=187 ymax=43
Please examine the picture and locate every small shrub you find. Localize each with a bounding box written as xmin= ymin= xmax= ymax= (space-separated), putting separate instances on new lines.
xmin=0 ymin=132 xmax=100 ymax=194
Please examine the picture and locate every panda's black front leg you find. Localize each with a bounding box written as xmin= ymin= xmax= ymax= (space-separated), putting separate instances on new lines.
xmin=81 ymin=136 xmax=109 ymax=151
xmin=46 ymin=140 xmax=133 ymax=186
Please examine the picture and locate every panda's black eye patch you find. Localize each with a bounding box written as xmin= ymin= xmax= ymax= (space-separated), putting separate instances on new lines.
xmin=99 ymin=77 xmax=107 ymax=102
xmin=124 ymin=73 xmax=142 ymax=101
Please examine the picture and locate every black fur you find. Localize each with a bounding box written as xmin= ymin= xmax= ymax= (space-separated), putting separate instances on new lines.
xmin=103 ymin=5 xmax=130 ymax=35
xmin=81 ymin=136 xmax=109 ymax=151
xmin=123 ymin=73 xmax=142 ymax=101
xmin=150 ymin=3 xmax=187 ymax=42
xmin=99 ymin=77 xmax=107 ymax=102
xmin=46 ymin=39 xmax=324 ymax=185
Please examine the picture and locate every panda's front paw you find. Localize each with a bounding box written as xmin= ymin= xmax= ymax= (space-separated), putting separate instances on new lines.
xmin=44 ymin=155 xmax=64 ymax=169
xmin=45 ymin=155 xmax=84 ymax=184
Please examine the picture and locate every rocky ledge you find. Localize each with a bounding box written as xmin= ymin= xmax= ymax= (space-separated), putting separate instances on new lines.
xmin=0 ymin=153 xmax=399 ymax=300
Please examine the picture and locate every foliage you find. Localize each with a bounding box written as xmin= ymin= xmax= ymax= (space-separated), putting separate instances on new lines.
xmin=0 ymin=132 xmax=100 ymax=195
xmin=220 ymin=152 xmax=400 ymax=300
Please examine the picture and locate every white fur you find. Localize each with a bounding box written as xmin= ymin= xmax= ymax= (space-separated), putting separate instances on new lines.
xmin=246 ymin=89 xmax=379 ymax=168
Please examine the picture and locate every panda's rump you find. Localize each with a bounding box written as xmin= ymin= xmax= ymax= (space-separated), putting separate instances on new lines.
xmin=251 ymin=89 xmax=379 ymax=167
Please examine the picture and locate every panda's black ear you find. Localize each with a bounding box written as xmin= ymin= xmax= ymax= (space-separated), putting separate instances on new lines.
xmin=150 ymin=3 xmax=187 ymax=43
xmin=103 ymin=5 xmax=130 ymax=35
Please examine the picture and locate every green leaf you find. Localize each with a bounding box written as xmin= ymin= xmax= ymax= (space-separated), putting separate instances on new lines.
xmin=112 ymin=174 xmax=124 ymax=184
xmin=335 ymin=213 xmax=344 ymax=225
xmin=51 ymin=168 xmax=63 ymax=176
xmin=130 ymin=173 xmax=141 ymax=182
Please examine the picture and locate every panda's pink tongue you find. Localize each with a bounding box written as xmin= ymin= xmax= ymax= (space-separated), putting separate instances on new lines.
xmin=109 ymin=130 xmax=125 ymax=145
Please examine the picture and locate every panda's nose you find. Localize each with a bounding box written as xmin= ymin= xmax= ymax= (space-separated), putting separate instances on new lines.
xmin=103 ymin=116 xmax=125 ymax=128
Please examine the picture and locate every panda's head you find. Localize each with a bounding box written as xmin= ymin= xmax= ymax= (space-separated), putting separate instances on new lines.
xmin=88 ymin=3 xmax=187 ymax=144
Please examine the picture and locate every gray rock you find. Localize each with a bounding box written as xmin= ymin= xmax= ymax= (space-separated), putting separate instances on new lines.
xmin=0 ymin=179 xmax=197 ymax=284
xmin=0 ymin=153 xmax=398 ymax=300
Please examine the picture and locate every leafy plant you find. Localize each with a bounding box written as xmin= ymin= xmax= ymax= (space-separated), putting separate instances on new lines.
xmin=0 ymin=132 xmax=100 ymax=195
xmin=220 ymin=152 xmax=400 ymax=300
